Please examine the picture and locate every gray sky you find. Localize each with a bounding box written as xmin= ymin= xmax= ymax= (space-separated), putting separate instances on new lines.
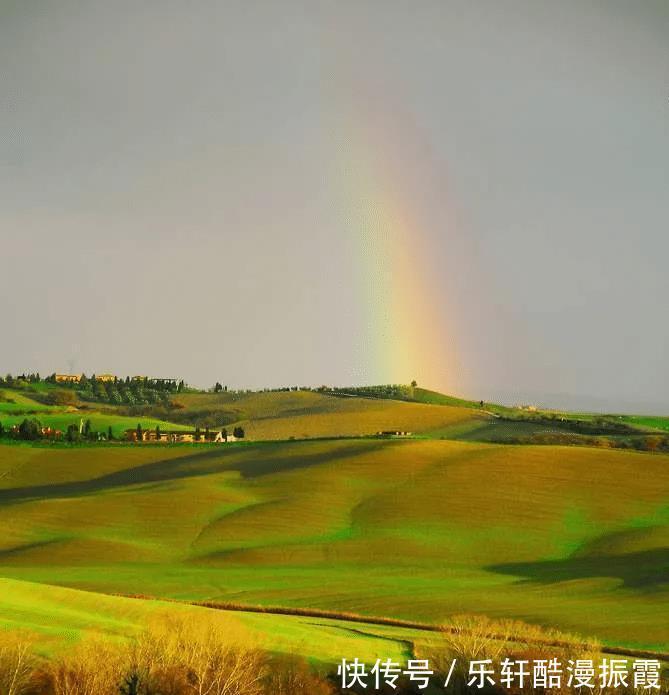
xmin=1 ymin=1 xmax=668 ymax=412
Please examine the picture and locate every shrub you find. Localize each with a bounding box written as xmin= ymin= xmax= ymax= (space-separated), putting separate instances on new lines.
xmin=36 ymin=638 xmax=127 ymax=695
xmin=44 ymin=390 xmax=78 ymax=407
xmin=419 ymin=614 xmax=603 ymax=695
xmin=125 ymin=616 xmax=268 ymax=695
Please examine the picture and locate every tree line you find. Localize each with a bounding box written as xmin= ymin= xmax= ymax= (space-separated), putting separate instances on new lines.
xmin=0 ymin=417 xmax=115 ymax=443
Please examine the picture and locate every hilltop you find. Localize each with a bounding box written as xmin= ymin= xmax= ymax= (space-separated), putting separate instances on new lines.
xmin=2 ymin=375 xmax=668 ymax=450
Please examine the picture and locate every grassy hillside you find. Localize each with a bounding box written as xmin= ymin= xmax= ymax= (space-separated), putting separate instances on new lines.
xmin=0 ymin=439 xmax=667 ymax=650
xmin=0 ymin=386 xmax=488 ymax=440
xmin=0 ymin=445 xmax=195 ymax=489
xmin=0 ymin=578 xmax=417 ymax=666
xmin=137 ymin=388 xmax=666 ymax=445
xmin=172 ymin=389 xmax=485 ymax=439
xmin=3 ymin=382 xmax=665 ymax=445
xmin=411 ymin=387 xmax=482 ymax=409
xmin=0 ymin=390 xmax=57 ymax=414
xmin=619 ymin=415 xmax=669 ymax=433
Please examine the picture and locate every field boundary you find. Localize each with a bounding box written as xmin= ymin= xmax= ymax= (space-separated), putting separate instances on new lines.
xmin=117 ymin=594 xmax=669 ymax=661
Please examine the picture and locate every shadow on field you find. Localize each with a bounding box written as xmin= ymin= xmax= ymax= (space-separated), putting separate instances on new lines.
xmin=488 ymin=547 xmax=669 ymax=589
xmin=0 ymin=537 xmax=63 ymax=561
xmin=0 ymin=440 xmax=384 ymax=503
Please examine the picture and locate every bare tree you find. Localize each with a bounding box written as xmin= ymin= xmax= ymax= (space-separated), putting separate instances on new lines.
xmin=0 ymin=635 xmax=36 ymax=695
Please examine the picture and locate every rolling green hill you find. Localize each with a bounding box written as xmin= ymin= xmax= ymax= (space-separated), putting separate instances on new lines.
xmin=2 ymin=382 xmax=665 ymax=446
xmin=0 ymin=386 xmax=488 ymax=440
xmin=112 ymin=387 xmax=668 ymax=445
xmin=619 ymin=415 xmax=669 ymax=433
xmin=1 ymin=382 xmax=668 ymax=661
xmin=0 ymin=390 xmax=57 ymax=414
xmin=0 ymin=577 xmax=418 ymax=666
xmin=0 ymin=438 xmax=667 ymax=651
xmin=165 ymin=389 xmax=486 ymax=439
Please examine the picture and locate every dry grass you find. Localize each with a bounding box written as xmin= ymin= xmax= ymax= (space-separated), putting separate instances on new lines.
xmin=2 ymin=612 xmax=665 ymax=695
xmin=418 ymin=615 xmax=613 ymax=695
xmin=0 ymin=617 xmax=335 ymax=695
xmin=36 ymin=638 xmax=127 ymax=695
xmin=0 ymin=632 xmax=37 ymax=695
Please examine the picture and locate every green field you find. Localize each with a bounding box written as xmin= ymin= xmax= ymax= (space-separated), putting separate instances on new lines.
xmin=0 ymin=577 xmax=419 ymax=667
xmin=619 ymin=415 xmax=669 ymax=433
xmin=0 ymin=411 xmax=189 ymax=437
xmin=0 ymin=437 xmax=667 ymax=652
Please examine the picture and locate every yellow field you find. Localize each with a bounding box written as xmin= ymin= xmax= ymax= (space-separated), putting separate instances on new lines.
xmin=172 ymin=390 xmax=484 ymax=439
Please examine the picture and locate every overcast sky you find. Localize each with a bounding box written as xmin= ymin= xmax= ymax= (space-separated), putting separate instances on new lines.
xmin=1 ymin=1 xmax=668 ymax=412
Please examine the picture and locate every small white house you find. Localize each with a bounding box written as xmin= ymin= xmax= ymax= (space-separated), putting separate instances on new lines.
xmin=213 ymin=431 xmax=239 ymax=443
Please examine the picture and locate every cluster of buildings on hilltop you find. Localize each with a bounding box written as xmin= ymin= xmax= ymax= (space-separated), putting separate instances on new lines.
xmin=55 ymin=373 xmax=119 ymax=383
xmin=55 ymin=373 xmax=92 ymax=383
xmin=54 ymin=373 xmax=178 ymax=384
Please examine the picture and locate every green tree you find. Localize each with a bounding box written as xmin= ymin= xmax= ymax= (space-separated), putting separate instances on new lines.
xmin=66 ymin=423 xmax=80 ymax=443
xmin=108 ymin=425 xmax=114 ymax=441
xmin=155 ymin=425 xmax=161 ymax=441
xmin=194 ymin=426 xmax=201 ymax=442
xmin=18 ymin=418 xmax=40 ymax=440
xmin=136 ymin=423 xmax=143 ymax=442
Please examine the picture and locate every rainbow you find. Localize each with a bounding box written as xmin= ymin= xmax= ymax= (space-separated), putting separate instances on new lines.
xmin=332 ymin=83 xmax=462 ymax=393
